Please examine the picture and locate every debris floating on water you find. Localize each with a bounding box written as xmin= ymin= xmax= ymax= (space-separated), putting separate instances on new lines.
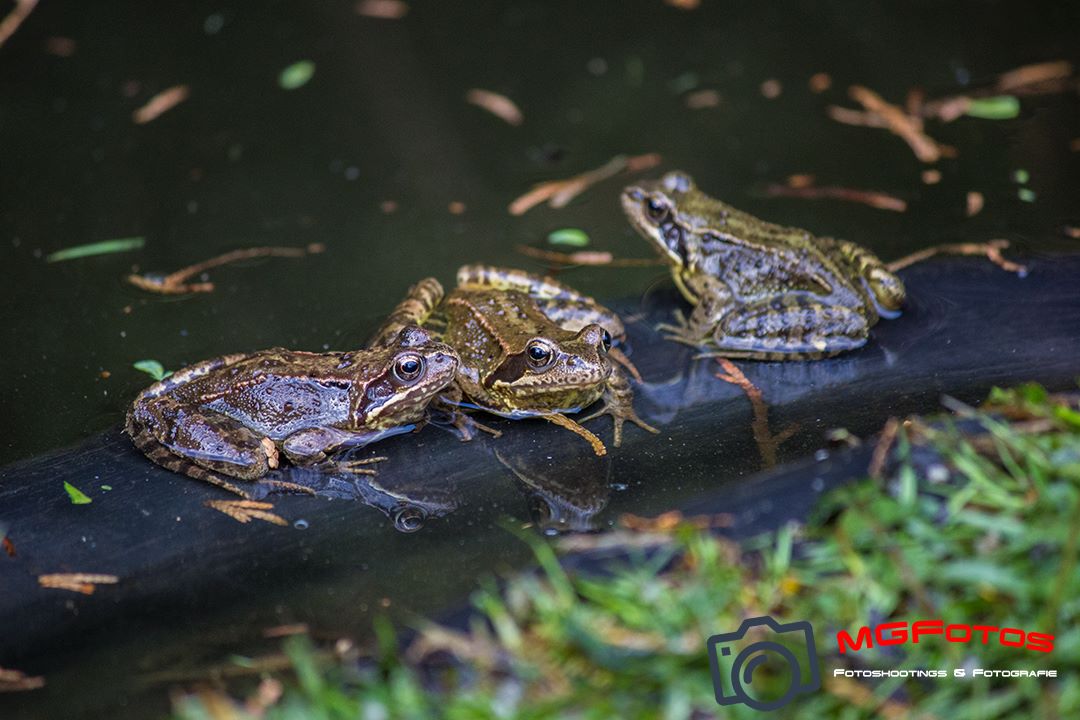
xmin=684 ymin=89 xmax=721 ymax=109
xmin=279 ymin=61 xmax=315 ymax=90
xmin=809 ymin=72 xmax=832 ymax=93
xmin=508 ymin=153 xmax=661 ymax=216
xmin=966 ymin=191 xmax=985 ymax=217
xmin=921 ymin=169 xmax=942 ymax=185
xmin=0 ymin=0 xmax=38 ymax=50
xmin=759 ymin=79 xmax=782 ymax=99
xmin=206 ymin=500 xmax=288 ymax=526
xmin=133 ymin=359 xmax=171 ymax=381
xmin=128 ymin=244 xmax=324 ymax=295
xmin=355 ymin=0 xmax=409 ymax=19
xmin=0 ymin=666 xmax=45 ymax=692
xmin=964 ymin=95 xmax=1020 ymax=120
xmin=132 ymin=85 xmax=190 ymax=124
xmin=764 ymin=182 xmax=908 ymax=212
xmin=44 ymin=36 xmax=76 ymax=57
xmin=38 ymin=573 xmax=118 ymax=595
xmin=846 ymin=85 xmax=945 ymax=162
xmin=63 ymin=481 xmax=93 ymax=505
xmin=465 ymin=88 xmax=523 ymax=126
xmin=886 ymin=239 xmax=1025 ymax=276
xmin=45 ymin=236 xmax=145 ymax=263
xmin=546 ymin=228 xmax=590 ymax=248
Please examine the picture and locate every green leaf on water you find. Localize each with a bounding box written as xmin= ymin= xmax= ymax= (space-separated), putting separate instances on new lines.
xmin=279 ymin=60 xmax=315 ymax=90
xmin=1011 ymin=168 xmax=1030 ymax=184
xmin=133 ymin=359 xmax=171 ymax=381
xmin=964 ymin=95 xmax=1020 ymax=120
xmin=547 ymin=228 xmax=590 ymax=247
xmin=45 ymin=236 xmax=145 ymax=263
xmin=1018 ymin=187 xmax=1037 ymax=203
xmin=64 ymin=481 xmax=92 ymax=505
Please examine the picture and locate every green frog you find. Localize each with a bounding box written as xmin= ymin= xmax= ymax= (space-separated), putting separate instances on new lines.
xmin=126 ymin=326 xmax=459 ymax=497
xmin=370 ymin=265 xmax=657 ymax=456
xmin=622 ymin=171 xmax=906 ymax=359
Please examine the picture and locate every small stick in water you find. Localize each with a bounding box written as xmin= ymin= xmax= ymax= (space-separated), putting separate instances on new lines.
xmin=128 ymin=243 xmax=325 ymax=294
xmin=887 ymin=239 xmax=1026 ymax=275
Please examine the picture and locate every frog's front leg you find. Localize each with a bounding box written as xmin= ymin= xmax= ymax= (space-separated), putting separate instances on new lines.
xmin=658 ymin=277 xmax=732 ymax=348
xmin=368 ymin=277 xmax=445 ymax=348
xmin=281 ymin=427 xmax=395 ymax=475
xmin=703 ymin=295 xmax=871 ymax=359
xmin=579 ymin=368 xmax=659 ymax=446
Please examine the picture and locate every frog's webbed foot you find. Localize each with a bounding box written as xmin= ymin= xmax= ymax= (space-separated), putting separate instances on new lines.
xmin=449 ymin=412 xmax=503 ymax=442
xmin=579 ymin=370 xmax=659 ymax=447
xmin=429 ymin=390 xmax=503 ymax=442
xmin=543 ymin=413 xmax=608 ymax=456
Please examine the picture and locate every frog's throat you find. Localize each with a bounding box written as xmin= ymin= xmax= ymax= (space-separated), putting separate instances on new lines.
xmin=672 ymin=270 xmax=700 ymax=305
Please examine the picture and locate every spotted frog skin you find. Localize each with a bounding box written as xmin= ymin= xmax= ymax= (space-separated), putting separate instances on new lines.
xmin=622 ymin=171 xmax=906 ymax=359
xmin=126 ymin=326 xmax=458 ymax=497
xmin=370 ymin=265 xmax=657 ymax=455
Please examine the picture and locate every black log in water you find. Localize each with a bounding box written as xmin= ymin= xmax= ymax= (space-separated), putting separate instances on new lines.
xmin=1 ymin=256 xmax=1079 ymax=719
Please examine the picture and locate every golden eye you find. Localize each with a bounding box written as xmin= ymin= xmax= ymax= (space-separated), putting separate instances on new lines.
xmin=393 ymin=353 xmax=425 ymax=383
xmin=645 ymin=196 xmax=669 ymax=223
xmin=526 ymin=340 xmax=554 ymax=369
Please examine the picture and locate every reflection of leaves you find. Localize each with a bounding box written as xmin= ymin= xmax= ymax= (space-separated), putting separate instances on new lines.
xmin=133 ymin=359 xmax=171 ymax=381
xmin=63 ymin=481 xmax=92 ymax=505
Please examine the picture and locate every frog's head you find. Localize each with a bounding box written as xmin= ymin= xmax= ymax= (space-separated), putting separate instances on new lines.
xmin=621 ymin=171 xmax=700 ymax=269
xmin=360 ymin=325 xmax=459 ymax=428
xmin=483 ymin=324 xmax=613 ymax=413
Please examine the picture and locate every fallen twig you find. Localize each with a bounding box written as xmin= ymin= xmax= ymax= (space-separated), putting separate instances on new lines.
xmin=133 ymin=85 xmax=190 ymax=125
xmin=764 ymin=183 xmax=907 ymax=212
xmin=847 ymin=85 xmax=944 ymax=162
xmin=128 ymin=243 xmax=324 ymax=294
xmin=868 ymin=417 xmax=900 ymax=479
xmin=465 ymin=89 xmax=523 ymax=126
xmin=508 ymin=153 xmax=661 ymax=215
xmin=38 ymin=573 xmax=119 ymax=595
xmin=0 ymin=667 xmax=45 ymax=693
xmin=886 ymin=239 xmax=1026 ymax=275
xmin=0 ymin=0 xmax=37 ymax=49
xmin=515 ymin=244 xmax=663 ymax=267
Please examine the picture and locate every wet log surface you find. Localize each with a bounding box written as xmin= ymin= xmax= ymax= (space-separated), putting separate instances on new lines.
xmin=2 ymin=255 xmax=1079 ymax=719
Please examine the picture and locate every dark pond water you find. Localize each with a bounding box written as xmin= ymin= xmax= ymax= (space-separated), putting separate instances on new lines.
xmin=1 ymin=0 xmax=1078 ymax=717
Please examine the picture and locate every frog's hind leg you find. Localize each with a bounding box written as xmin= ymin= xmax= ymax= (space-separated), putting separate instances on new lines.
xmin=704 ymin=296 xmax=870 ymax=360
xmin=126 ymin=396 xmax=277 ymax=497
xmin=368 ymin=277 xmax=445 ymax=347
xmin=818 ymin=237 xmax=906 ymax=316
xmin=543 ymin=413 xmax=608 ymax=457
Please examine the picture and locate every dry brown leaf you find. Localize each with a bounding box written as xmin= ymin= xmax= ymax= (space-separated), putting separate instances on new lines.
xmin=355 ymin=0 xmax=408 ymax=19
xmin=0 ymin=667 xmax=45 ymax=693
xmin=684 ymin=89 xmax=721 ymax=109
xmin=809 ymin=72 xmax=832 ymax=93
xmin=921 ymin=169 xmax=942 ymax=185
xmin=205 ymin=499 xmax=288 ymax=526
xmin=38 ymin=573 xmax=119 ymax=595
xmin=133 ymin=85 xmax=190 ymax=125
xmin=966 ymin=191 xmax=985 ymax=217
xmin=465 ymin=88 xmax=523 ymax=126
xmin=1064 ymin=226 xmax=1080 ymax=239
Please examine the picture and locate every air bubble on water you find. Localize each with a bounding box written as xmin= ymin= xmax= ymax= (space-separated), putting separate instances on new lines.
xmin=814 ymin=449 xmax=829 ymax=462
xmin=393 ymin=507 xmax=426 ymax=533
xmin=611 ymin=482 xmax=628 ymax=491
xmin=293 ymin=519 xmax=309 ymax=530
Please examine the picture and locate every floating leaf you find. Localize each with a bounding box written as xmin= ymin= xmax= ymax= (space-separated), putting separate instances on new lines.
xmin=279 ymin=61 xmax=315 ymax=90
xmin=1011 ymin=168 xmax=1030 ymax=184
xmin=1018 ymin=187 xmax=1037 ymax=203
xmin=132 ymin=359 xmax=170 ymax=381
xmin=63 ymin=482 xmax=92 ymax=505
xmin=964 ymin=95 xmax=1020 ymax=120
xmin=45 ymin=237 xmax=144 ymax=263
xmin=547 ymin=228 xmax=590 ymax=248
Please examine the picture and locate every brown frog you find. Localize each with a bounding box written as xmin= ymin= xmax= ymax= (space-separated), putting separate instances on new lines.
xmin=126 ymin=326 xmax=458 ymax=497
xmin=622 ymin=171 xmax=906 ymax=359
xmin=370 ymin=265 xmax=657 ymax=455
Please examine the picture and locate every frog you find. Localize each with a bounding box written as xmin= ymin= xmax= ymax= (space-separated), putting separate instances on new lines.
xmin=369 ymin=265 xmax=657 ymax=456
xmin=125 ymin=325 xmax=459 ymax=498
xmin=621 ymin=171 xmax=906 ymax=359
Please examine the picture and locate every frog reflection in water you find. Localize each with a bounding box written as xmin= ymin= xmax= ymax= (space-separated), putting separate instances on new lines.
xmin=126 ymin=326 xmax=458 ymax=497
xmin=622 ymin=171 xmax=906 ymax=359
xmin=370 ymin=265 xmax=657 ymax=456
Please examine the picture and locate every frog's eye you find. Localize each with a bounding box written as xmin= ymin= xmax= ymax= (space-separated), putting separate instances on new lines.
xmin=393 ymin=353 xmax=426 ymax=383
xmin=600 ymin=329 xmax=612 ymax=352
xmin=645 ymin=196 xmax=669 ymax=223
xmin=525 ymin=340 xmax=555 ymax=370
